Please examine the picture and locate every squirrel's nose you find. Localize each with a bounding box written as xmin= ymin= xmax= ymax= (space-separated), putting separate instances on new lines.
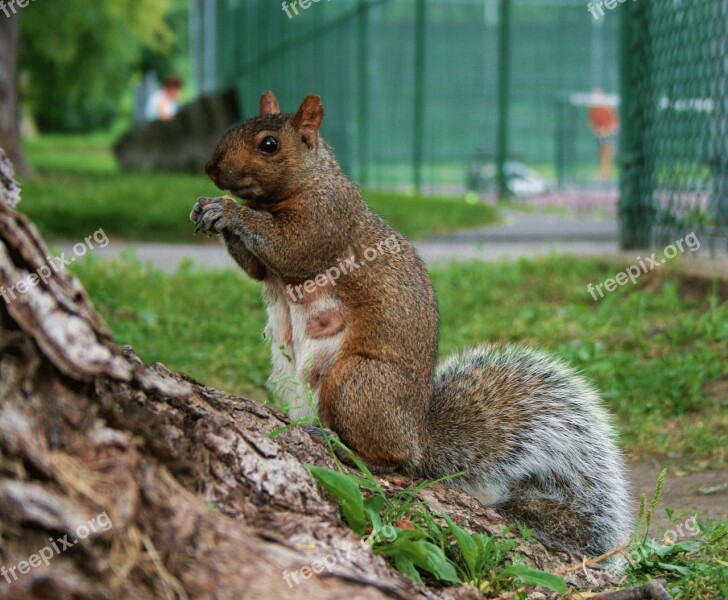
xmin=205 ymin=156 xmax=243 ymax=191
xmin=205 ymin=158 xmax=220 ymax=185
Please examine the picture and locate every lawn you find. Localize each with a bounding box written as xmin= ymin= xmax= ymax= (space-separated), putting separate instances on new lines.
xmin=72 ymin=255 xmax=728 ymax=467
xmin=20 ymin=135 xmax=499 ymax=242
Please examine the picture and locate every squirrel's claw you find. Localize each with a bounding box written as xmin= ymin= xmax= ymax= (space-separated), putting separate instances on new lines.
xmin=303 ymin=424 xmax=339 ymax=445
xmin=190 ymin=197 xmax=229 ymax=235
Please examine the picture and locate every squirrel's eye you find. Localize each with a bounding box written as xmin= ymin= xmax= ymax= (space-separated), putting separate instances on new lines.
xmin=258 ymin=136 xmax=280 ymax=154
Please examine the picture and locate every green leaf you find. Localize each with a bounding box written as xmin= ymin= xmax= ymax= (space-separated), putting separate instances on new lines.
xmin=657 ymin=562 xmax=691 ymax=576
xmin=443 ymin=515 xmax=479 ymax=576
xmin=502 ymin=565 xmax=568 ymax=594
xmin=377 ymin=538 xmax=461 ymax=584
xmin=673 ymin=540 xmax=701 ymax=553
xmin=363 ymin=495 xmax=386 ymax=533
xmin=394 ymin=554 xmax=423 ymax=584
xmin=307 ymin=466 xmax=366 ymax=535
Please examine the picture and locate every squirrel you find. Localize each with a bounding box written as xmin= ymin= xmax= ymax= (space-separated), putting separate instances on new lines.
xmin=190 ymin=92 xmax=632 ymax=558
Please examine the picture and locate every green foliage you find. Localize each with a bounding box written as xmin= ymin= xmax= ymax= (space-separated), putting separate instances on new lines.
xmin=618 ymin=472 xmax=728 ymax=599
xmin=21 ymin=0 xmax=173 ymax=131
xmin=138 ymin=0 xmax=191 ymax=91
xmin=306 ymin=436 xmax=565 ymax=596
xmin=308 ymin=466 xmax=368 ymax=536
xmin=635 ymin=468 xmax=667 ymax=543
xmin=376 ymin=531 xmax=461 ymax=585
xmin=22 ymin=170 xmax=220 ymax=242
xmin=442 ymin=515 xmax=566 ymax=595
xmin=625 ymin=516 xmax=727 ymax=599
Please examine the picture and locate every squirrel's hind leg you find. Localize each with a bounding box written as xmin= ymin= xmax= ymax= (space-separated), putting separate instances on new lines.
xmin=318 ymin=355 xmax=428 ymax=474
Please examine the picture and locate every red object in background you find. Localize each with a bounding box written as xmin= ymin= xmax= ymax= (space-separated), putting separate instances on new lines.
xmin=589 ymin=105 xmax=619 ymax=136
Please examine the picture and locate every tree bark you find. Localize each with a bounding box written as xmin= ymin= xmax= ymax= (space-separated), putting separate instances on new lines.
xmin=0 ymin=13 xmax=31 ymax=176
xmin=0 ymin=149 xmax=620 ymax=598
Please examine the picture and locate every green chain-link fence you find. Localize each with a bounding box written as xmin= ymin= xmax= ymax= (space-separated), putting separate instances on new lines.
xmin=190 ymin=0 xmax=619 ymax=195
xmin=620 ymin=0 xmax=728 ymax=251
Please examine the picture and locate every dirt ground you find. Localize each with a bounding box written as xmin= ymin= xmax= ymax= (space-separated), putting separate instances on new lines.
xmin=629 ymin=457 xmax=728 ymax=535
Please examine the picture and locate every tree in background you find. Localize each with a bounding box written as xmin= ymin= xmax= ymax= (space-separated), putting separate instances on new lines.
xmin=0 ymin=13 xmax=30 ymax=174
xmin=139 ymin=0 xmax=190 ymax=91
xmin=21 ymin=0 xmax=175 ymax=132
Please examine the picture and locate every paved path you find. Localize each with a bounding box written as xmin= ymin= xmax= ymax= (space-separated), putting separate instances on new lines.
xmin=415 ymin=211 xmax=620 ymax=265
xmin=58 ymin=211 xmax=623 ymax=272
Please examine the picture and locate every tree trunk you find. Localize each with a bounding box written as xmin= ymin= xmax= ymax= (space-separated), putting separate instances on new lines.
xmin=0 ymin=14 xmax=31 ymax=176
xmin=0 ymin=150 xmax=620 ymax=598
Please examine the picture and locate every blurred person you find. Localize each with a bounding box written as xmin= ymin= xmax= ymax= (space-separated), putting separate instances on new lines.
xmin=588 ymin=88 xmax=619 ymax=180
xmin=145 ymin=75 xmax=182 ymax=122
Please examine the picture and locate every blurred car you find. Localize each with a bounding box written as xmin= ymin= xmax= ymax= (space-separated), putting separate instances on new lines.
xmin=467 ymin=146 xmax=550 ymax=197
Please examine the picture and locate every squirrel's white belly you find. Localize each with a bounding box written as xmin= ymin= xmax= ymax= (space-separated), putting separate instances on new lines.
xmin=263 ymin=281 xmax=346 ymax=421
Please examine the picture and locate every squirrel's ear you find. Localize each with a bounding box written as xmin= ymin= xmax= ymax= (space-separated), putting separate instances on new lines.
xmin=259 ymin=91 xmax=280 ymax=115
xmin=292 ymin=95 xmax=324 ymax=150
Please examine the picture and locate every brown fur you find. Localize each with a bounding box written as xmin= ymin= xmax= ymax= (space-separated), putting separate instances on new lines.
xmin=199 ymin=92 xmax=438 ymax=471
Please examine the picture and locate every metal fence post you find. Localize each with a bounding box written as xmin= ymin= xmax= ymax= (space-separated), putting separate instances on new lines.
xmin=710 ymin=0 xmax=728 ymax=249
xmin=618 ymin=0 xmax=654 ymax=249
xmin=357 ymin=3 xmax=370 ymax=187
xmin=413 ymin=0 xmax=426 ymax=193
xmin=555 ymin=96 xmax=567 ymax=190
xmin=496 ymin=0 xmax=512 ymax=200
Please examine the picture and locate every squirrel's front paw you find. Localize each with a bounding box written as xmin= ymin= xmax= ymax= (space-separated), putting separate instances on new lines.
xmin=190 ymin=196 xmax=235 ymax=235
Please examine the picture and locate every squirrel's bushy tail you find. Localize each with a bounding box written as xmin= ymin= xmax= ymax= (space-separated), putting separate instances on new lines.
xmin=419 ymin=344 xmax=632 ymax=557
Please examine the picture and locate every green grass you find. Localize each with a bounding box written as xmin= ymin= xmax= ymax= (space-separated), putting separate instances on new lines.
xmin=305 ymin=436 xmax=565 ymax=597
xmin=71 ymin=255 xmax=728 ymax=466
xmin=620 ymin=470 xmax=728 ymax=599
xmin=20 ymin=136 xmax=499 ymax=242
xmin=23 ymin=132 xmax=119 ymax=175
